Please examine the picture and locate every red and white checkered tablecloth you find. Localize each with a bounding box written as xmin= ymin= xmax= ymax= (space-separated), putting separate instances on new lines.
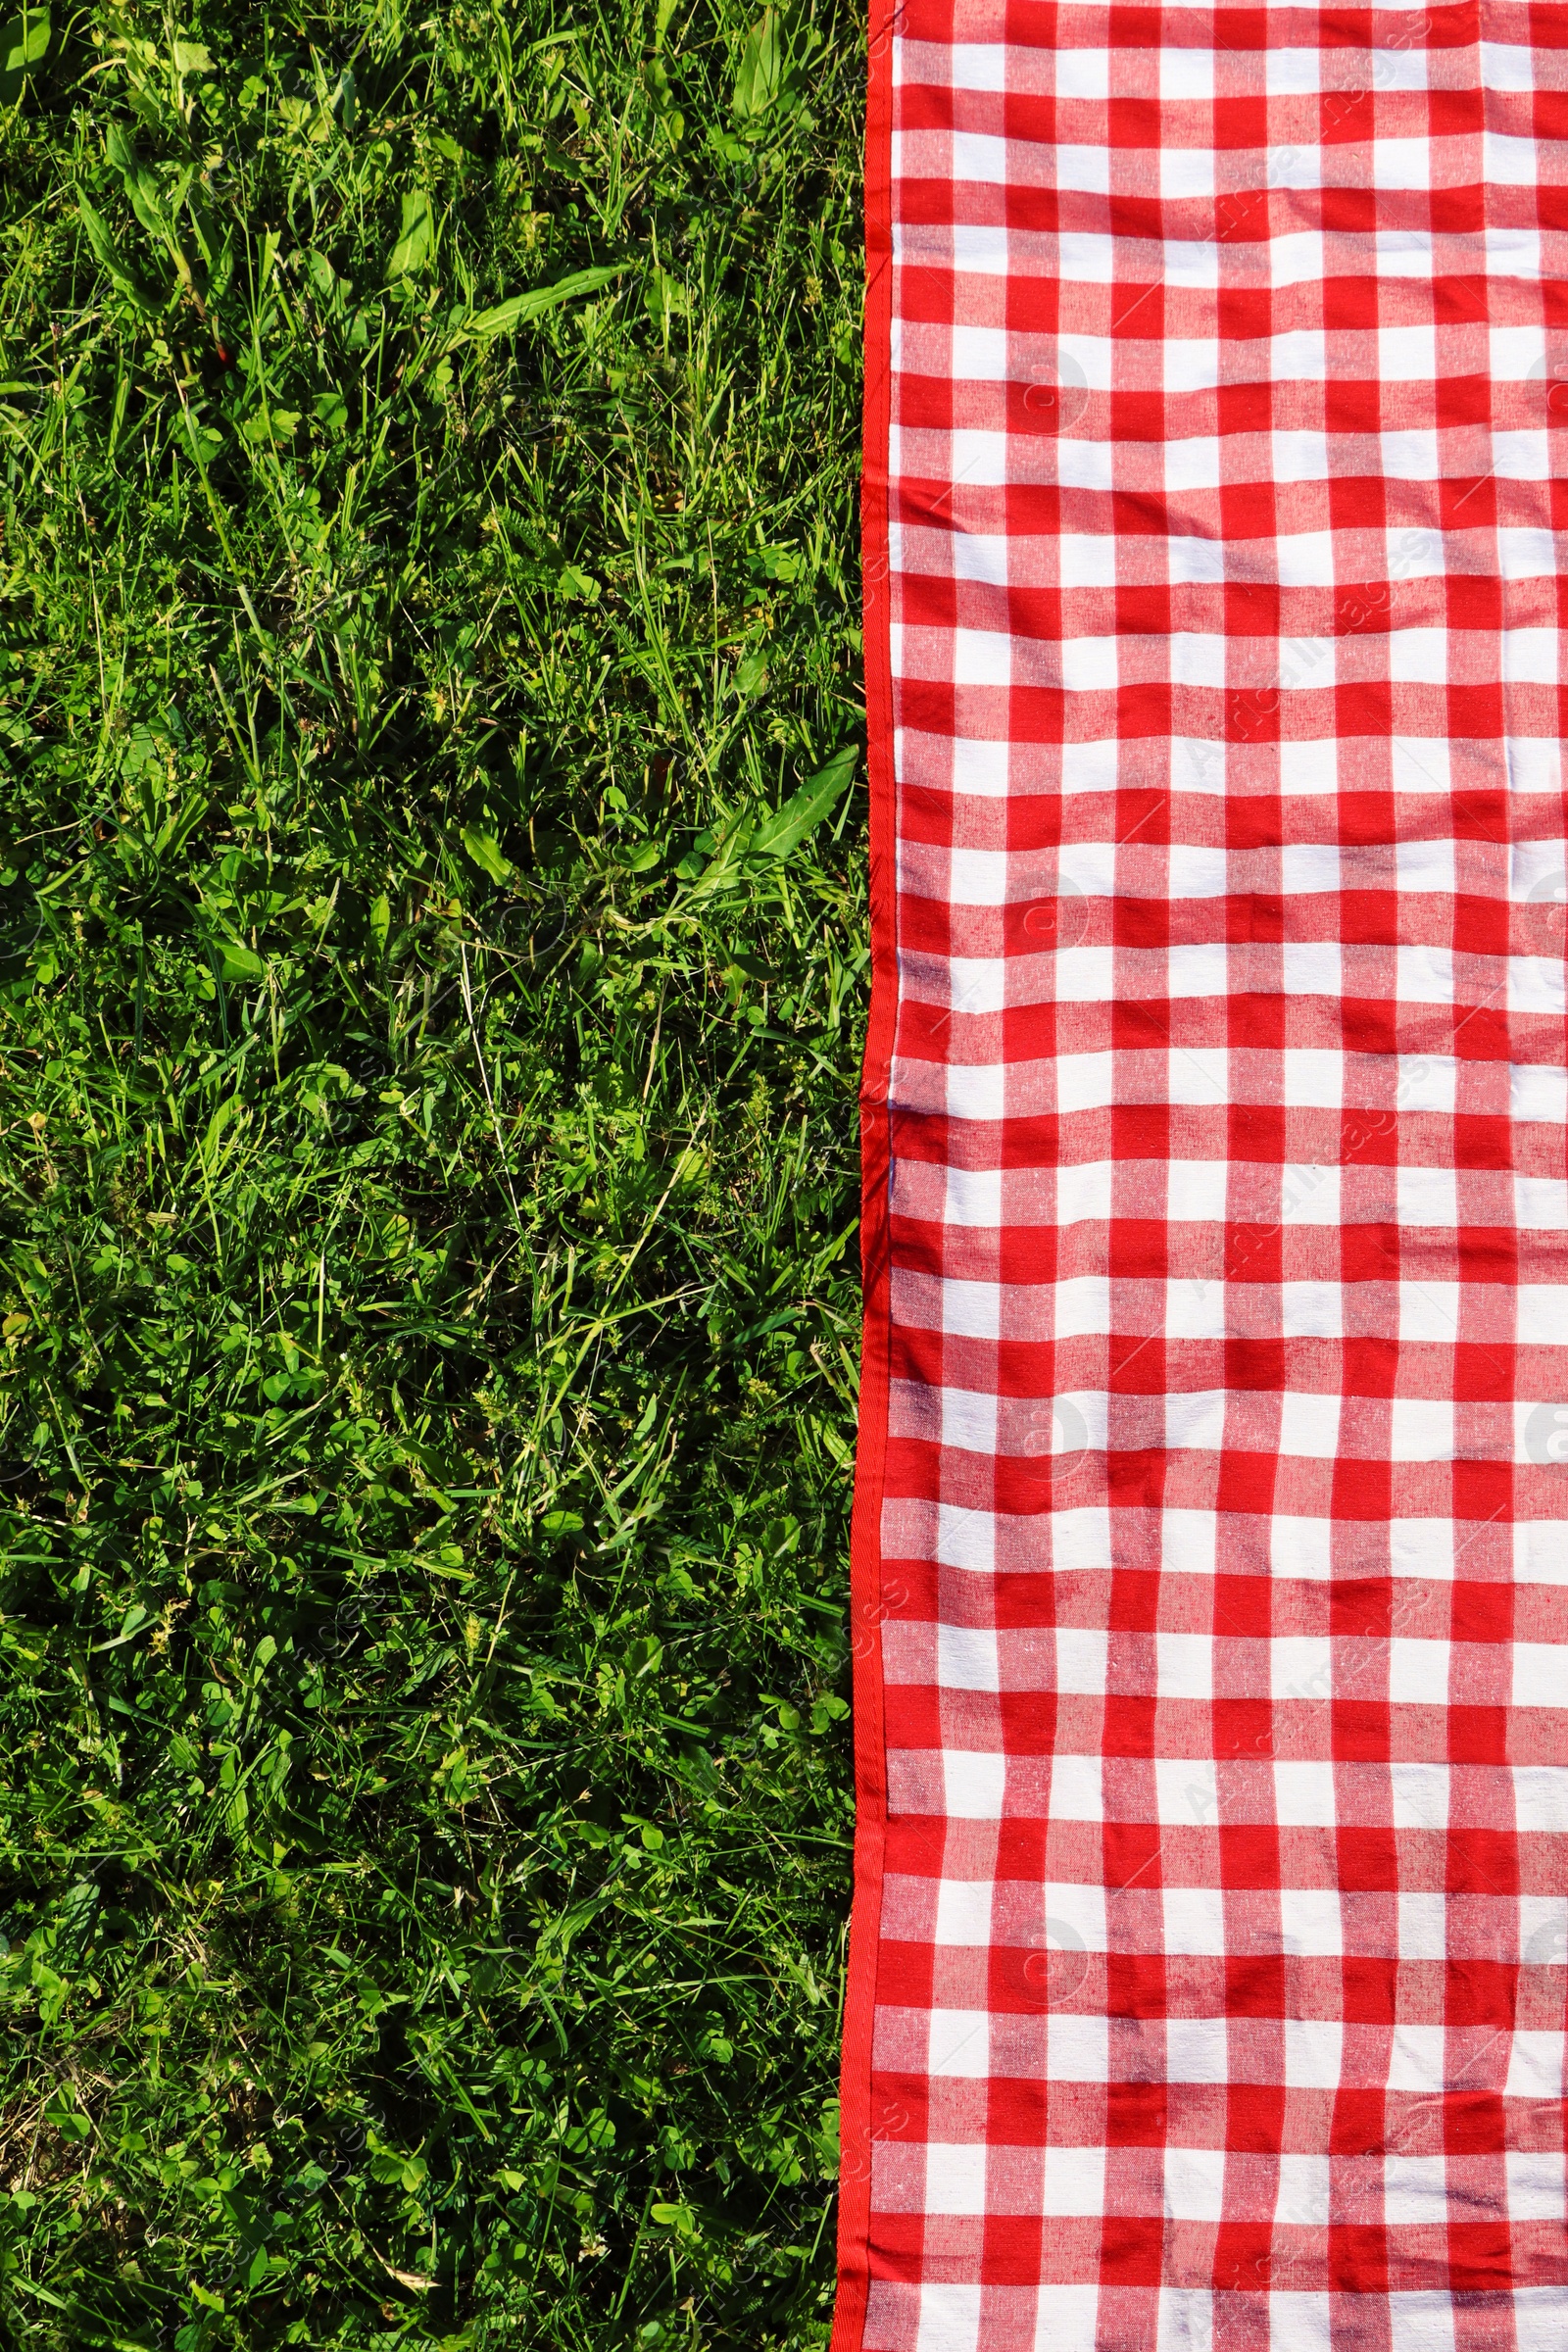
xmin=837 ymin=6 xmax=1568 ymax=2349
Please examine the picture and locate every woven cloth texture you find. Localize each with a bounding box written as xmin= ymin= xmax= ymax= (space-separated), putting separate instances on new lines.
xmin=838 ymin=7 xmax=1568 ymax=2350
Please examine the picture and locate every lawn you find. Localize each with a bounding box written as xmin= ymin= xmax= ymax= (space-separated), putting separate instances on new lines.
xmin=0 ymin=4 xmax=866 ymax=2346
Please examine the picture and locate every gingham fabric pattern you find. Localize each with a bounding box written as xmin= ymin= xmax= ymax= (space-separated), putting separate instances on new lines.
xmin=837 ymin=5 xmax=1568 ymax=2350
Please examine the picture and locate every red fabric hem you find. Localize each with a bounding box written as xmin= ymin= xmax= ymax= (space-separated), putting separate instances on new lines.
xmin=830 ymin=7 xmax=898 ymax=2345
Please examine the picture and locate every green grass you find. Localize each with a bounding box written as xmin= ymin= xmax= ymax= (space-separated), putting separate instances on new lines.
xmin=0 ymin=4 xmax=866 ymax=2345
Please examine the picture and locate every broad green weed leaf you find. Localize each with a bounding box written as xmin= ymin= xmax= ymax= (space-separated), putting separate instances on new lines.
xmin=201 ymin=1097 xmax=247 ymax=1161
xmin=385 ymin=188 xmax=434 ymax=279
xmin=103 ymin=124 xmax=200 ymax=291
xmin=240 ymin=406 xmax=300 ymax=443
xmin=461 ymin=825 xmax=513 ymax=882
xmin=75 ymin=190 xmax=152 ymax=305
xmin=645 ymin=265 xmax=688 ymax=335
xmin=153 ymin=789 xmax=210 ymax=856
xmin=732 ymin=7 xmax=783 ymax=116
xmin=686 ymin=810 xmax=755 ymax=899
xmin=0 ymin=1 xmax=48 ymax=101
xmin=215 ymin=939 xmax=266 ymax=983
xmin=180 ymin=413 xmax=223 ymax=465
xmin=106 ymin=122 xmax=170 ymax=240
xmin=464 ymin=264 xmax=627 ymax=337
xmin=747 ymin=743 xmax=858 ymax=863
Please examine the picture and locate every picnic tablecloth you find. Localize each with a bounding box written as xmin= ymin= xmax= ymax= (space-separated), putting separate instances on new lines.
xmin=837 ymin=8 xmax=1568 ymax=2348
